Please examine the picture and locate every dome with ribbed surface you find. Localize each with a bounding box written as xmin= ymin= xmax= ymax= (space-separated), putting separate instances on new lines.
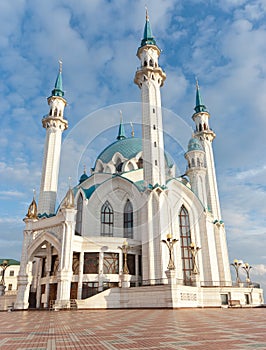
xmin=96 ymin=138 xmax=142 ymax=164
xmin=95 ymin=137 xmax=174 ymax=168
xmin=187 ymin=137 xmax=203 ymax=152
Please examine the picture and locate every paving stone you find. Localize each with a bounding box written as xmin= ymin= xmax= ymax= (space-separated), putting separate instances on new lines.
xmin=0 ymin=309 xmax=265 ymax=349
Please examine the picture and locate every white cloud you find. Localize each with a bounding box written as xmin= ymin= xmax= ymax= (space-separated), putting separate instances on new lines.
xmin=0 ymin=191 xmax=24 ymax=198
xmin=252 ymin=264 xmax=266 ymax=276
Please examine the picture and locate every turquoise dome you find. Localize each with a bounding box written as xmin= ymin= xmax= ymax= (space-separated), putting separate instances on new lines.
xmin=79 ymin=172 xmax=89 ymax=184
xmin=187 ymin=137 xmax=203 ymax=152
xmin=97 ymin=137 xmax=142 ymax=164
xmin=95 ymin=137 xmax=174 ymax=168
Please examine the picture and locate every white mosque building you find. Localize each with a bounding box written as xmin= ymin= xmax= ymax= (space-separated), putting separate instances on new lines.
xmin=15 ymin=12 xmax=264 ymax=310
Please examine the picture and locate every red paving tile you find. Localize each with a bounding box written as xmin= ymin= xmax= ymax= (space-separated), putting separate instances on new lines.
xmin=0 ymin=308 xmax=265 ymax=349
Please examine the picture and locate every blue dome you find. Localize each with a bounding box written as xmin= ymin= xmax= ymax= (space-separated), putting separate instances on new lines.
xmin=79 ymin=172 xmax=89 ymax=184
xmin=96 ymin=138 xmax=142 ymax=164
xmin=95 ymin=137 xmax=174 ymax=168
xmin=187 ymin=137 xmax=203 ymax=152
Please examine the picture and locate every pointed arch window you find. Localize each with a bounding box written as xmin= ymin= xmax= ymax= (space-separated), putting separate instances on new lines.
xmin=124 ymin=200 xmax=133 ymax=238
xmin=101 ymin=201 xmax=113 ymax=236
xmin=75 ymin=194 xmax=83 ymax=236
xmin=179 ymin=206 xmax=193 ymax=285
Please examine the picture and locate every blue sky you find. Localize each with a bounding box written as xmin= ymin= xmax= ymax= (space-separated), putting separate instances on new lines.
xmin=0 ymin=0 xmax=266 ymax=292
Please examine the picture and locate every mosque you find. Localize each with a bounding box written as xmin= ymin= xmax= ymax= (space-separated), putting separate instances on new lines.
xmin=15 ymin=12 xmax=264 ymax=309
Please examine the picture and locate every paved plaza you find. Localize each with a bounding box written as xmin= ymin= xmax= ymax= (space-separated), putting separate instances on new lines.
xmin=0 ymin=308 xmax=265 ymax=349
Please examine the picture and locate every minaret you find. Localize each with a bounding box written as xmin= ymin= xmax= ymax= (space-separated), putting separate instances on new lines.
xmin=192 ymin=80 xmax=221 ymax=220
xmin=134 ymin=9 xmax=166 ymax=186
xmin=38 ymin=61 xmax=68 ymax=215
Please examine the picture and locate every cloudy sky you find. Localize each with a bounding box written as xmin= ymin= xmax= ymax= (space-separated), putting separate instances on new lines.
xmin=0 ymin=0 xmax=265 ymax=294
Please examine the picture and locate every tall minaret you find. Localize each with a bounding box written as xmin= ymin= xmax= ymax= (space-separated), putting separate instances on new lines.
xmin=134 ymin=10 xmax=166 ymax=186
xmin=38 ymin=61 xmax=68 ymax=215
xmin=192 ymin=81 xmax=221 ymax=220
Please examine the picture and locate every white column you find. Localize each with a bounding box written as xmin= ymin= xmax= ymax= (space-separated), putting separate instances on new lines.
xmin=98 ymin=252 xmax=104 ymax=291
xmin=135 ymin=254 xmax=139 ymax=286
xmin=77 ymin=252 xmax=84 ymax=299
xmin=36 ymin=260 xmax=42 ymax=308
xmin=15 ymin=222 xmax=35 ymax=310
xmin=55 ymin=209 xmax=75 ymax=307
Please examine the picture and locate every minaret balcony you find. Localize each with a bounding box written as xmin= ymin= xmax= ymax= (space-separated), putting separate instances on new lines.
xmin=42 ymin=115 xmax=68 ymax=130
xmin=194 ymin=129 xmax=216 ymax=140
xmin=134 ymin=66 xmax=166 ymax=87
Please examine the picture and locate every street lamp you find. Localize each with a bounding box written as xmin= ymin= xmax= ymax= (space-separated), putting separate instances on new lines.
xmin=119 ymin=241 xmax=130 ymax=274
xmin=162 ymin=234 xmax=178 ymax=270
xmin=242 ymin=262 xmax=252 ymax=284
xmin=188 ymin=242 xmax=201 ymax=275
xmin=0 ymin=260 xmax=9 ymax=295
xmin=230 ymin=259 xmax=243 ymax=285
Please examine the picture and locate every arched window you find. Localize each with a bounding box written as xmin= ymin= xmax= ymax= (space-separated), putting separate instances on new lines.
xmin=101 ymin=201 xmax=113 ymax=236
xmin=149 ymin=59 xmax=153 ymax=67
xmin=124 ymin=200 xmax=133 ymax=238
xmin=75 ymin=194 xmax=83 ymax=235
xmin=199 ymin=123 xmax=202 ymax=132
xmin=179 ymin=206 xmax=193 ymax=285
xmin=54 ymin=108 xmax=58 ymax=117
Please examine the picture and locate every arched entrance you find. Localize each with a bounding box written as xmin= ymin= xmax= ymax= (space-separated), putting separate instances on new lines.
xmin=28 ymin=232 xmax=61 ymax=309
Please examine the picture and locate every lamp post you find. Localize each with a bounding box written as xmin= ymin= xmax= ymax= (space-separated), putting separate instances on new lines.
xmin=230 ymin=259 xmax=243 ymax=285
xmin=188 ymin=242 xmax=201 ymax=275
xmin=119 ymin=241 xmax=129 ymax=274
xmin=162 ymin=234 xmax=178 ymax=270
xmin=242 ymin=262 xmax=252 ymax=284
xmin=0 ymin=259 xmax=9 ymax=295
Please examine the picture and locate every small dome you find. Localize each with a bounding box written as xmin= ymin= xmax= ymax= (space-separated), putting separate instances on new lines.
xmin=187 ymin=137 xmax=203 ymax=152
xmin=79 ymin=172 xmax=89 ymax=184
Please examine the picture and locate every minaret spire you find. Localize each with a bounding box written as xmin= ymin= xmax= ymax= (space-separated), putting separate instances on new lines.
xmin=117 ymin=110 xmax=126 ymax=140
xmin=195 ymin=78 xmax=207 ymax=113
xmin=141 ymin=7 xmax=157 ymax=47
xmin=52 ymin=60 xmax=64 ymax=97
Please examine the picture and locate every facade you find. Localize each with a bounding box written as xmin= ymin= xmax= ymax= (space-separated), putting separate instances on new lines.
xmin=0 ymin=259 xmax=20 ymax=294
xmin=0 ymin=259 xmax=20 ymax=311
xmin=15 ymin=13 xmax=264 ymax=310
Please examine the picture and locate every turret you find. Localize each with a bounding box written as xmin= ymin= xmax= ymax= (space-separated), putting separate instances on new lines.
xmin=38 ymin=61 xmax=68 ymax=215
